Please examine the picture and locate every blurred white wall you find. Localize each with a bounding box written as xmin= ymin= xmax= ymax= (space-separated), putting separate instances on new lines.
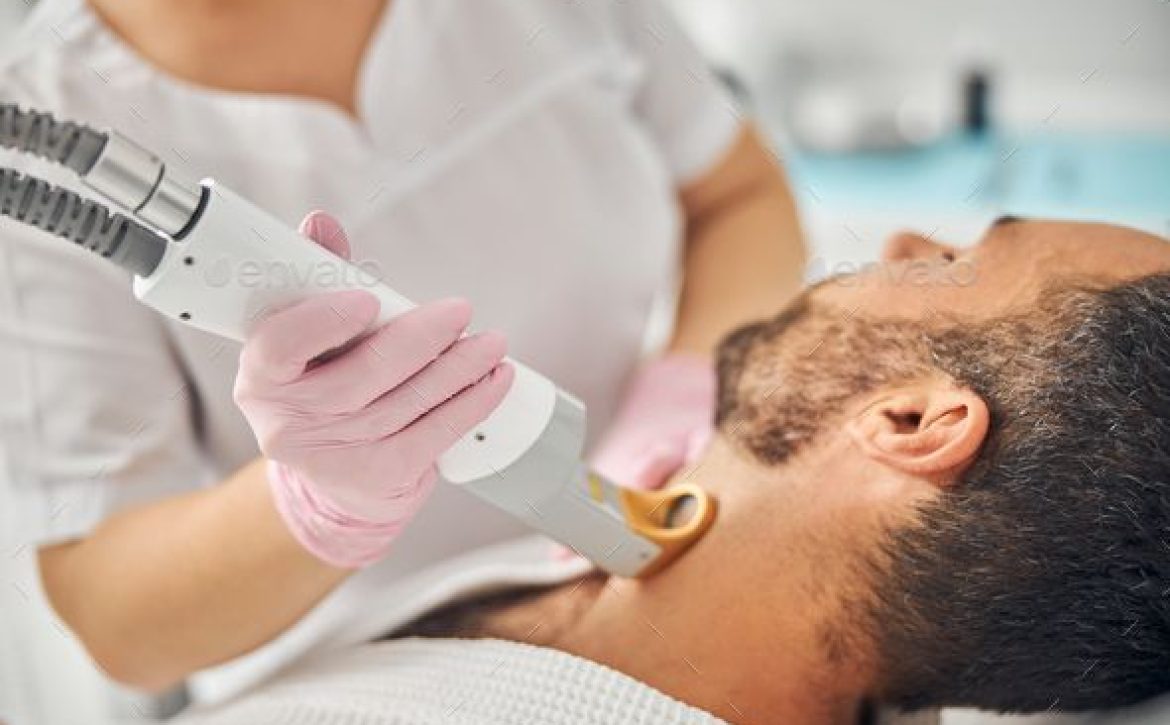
xmin=666 ymin=0 xmax=1170 ymax=133
xmin=664 ymin=0 xmax=1170 ymax=288
xmin=0 ymin=0 xmax=28 ymax=42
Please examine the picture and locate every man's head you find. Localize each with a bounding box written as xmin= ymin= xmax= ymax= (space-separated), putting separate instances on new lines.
xmin=711 ymin=219 xmax=1170 ymax=712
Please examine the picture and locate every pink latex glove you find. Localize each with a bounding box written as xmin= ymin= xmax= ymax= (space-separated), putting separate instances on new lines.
xmin=233 ymin=211 xmax=514 ymax=569
xmin=590 ymin=352 xmax=716 ymax=490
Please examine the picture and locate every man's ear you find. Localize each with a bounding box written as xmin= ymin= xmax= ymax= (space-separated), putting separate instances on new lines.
xmin=845 ymin=380 xmax=990 ymax=486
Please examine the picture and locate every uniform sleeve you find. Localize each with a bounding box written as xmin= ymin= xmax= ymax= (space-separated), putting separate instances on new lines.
xmin=0 ymin=182 xmax=208 ymax=550
xmin=611 ymin=0 xmax=744 ymax=185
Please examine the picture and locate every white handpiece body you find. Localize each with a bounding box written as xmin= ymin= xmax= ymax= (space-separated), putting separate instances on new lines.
xmin=133 ymin=180 xmax=668 ymax=576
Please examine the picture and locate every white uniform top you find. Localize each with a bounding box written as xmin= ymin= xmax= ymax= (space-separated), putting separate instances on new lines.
xmin=0 ymin=0 xmax=740 ymax=704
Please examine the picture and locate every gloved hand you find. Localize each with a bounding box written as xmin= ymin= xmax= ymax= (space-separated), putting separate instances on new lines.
xmin=590 ymin=352 xmax=716 ymax=490
xmin=234 ymin=211 xmax=514 ymax=569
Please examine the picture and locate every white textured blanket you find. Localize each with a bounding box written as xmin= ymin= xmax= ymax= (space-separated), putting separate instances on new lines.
xmin=178 ymin=637 xmax=728 ymax=725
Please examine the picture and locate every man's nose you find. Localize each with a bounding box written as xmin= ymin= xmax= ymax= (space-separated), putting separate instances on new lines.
xmin=881 ymin=231 xmax=959 ymax=263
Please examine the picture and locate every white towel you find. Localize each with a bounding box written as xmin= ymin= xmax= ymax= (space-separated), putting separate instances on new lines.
xmin=177 ymin=637 xmax=728 ymax=725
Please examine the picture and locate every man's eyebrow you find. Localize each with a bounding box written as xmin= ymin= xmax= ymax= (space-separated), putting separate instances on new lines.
xmin=990 ymin=214 xmax=1026 ymax=228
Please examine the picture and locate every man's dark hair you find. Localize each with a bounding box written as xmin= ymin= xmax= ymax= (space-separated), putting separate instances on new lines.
xmin=714 ymin=273 xmax=1170 ymax=712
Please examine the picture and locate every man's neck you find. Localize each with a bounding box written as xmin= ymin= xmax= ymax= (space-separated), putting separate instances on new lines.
xmin=551 ymin=443 xmax=871 ymax=725
xmin=388 ymin=441 xmax=876 ymax=724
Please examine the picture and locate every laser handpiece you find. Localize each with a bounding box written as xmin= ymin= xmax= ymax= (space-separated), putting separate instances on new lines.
xmin=0 ymin=104 xmax=715 ymax=578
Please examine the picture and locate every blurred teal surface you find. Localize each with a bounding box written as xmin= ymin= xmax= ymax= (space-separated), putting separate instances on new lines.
xmin=785 ymin=132 xmax=1170 ymax=222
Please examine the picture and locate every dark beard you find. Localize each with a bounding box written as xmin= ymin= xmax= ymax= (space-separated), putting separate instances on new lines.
xmin=713 ymin=291 xmax=932 ymax=466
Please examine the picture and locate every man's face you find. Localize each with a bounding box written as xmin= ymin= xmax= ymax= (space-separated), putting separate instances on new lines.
xmin=813 ymin=219 xmax=1170 ymax=322
xmin=714 ymin=219 xmax=1170 ymax=467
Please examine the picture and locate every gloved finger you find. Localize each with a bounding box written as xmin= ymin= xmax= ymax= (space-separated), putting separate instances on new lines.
xmin=624 ymin=442 xmax=687 ymax=490
xmin=325 ymin=331 xmax=508 ymax=440
xmin=242 ymin=290 xmax=381 ymax=384
xmin=295 ymin=298 xmax=474 ymax=412
xmin=549 ymin=540 xmax=588 ymax=562
xmin=391 ymin=362 xmax=515 ymax=469
xmin=299 ymin=210 xmax=352 ymax=261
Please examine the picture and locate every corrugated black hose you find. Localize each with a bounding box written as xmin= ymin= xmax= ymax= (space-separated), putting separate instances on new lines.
xmin=0 ymin=166 xmax=166 ymax=277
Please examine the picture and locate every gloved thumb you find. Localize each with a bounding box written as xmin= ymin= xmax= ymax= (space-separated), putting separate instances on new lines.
xmin=625 ymin=441 xmax=688 ymax=490
xmin=299 ymin=210 xmax=352 ymax=261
